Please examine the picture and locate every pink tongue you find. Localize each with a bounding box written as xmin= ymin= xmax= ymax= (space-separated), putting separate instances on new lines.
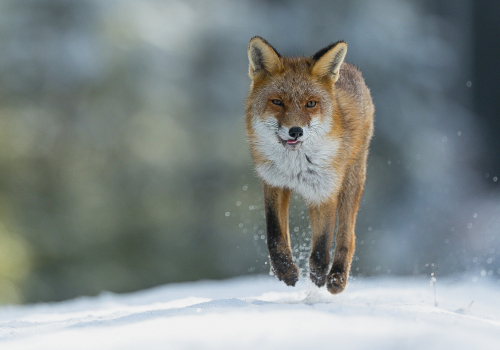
xmin=287 ymin=140 xmax=298 ymax=144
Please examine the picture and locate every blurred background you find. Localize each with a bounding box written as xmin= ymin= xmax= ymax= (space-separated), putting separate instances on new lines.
xmin=0 ymin=0 xmax=499 ymax=304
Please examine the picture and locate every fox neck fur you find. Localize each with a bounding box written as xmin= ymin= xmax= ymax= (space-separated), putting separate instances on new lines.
xmin=251 ymin=114 xmax=340 ymax=204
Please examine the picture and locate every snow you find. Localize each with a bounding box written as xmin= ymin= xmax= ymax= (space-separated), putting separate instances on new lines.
xmin=0 ymin=275 xmax=499 ymax=349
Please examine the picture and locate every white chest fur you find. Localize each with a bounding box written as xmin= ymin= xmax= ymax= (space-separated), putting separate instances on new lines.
xmin=252 ymin=118 xmax=339 ymax=204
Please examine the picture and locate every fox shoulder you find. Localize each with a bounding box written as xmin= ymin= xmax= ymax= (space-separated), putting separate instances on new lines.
xmin=336 ymin=63 xmax=375 ymax=118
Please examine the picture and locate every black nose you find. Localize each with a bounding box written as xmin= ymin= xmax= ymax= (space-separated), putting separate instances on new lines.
xmin=288 ymin=127 xmax=303 ymax=139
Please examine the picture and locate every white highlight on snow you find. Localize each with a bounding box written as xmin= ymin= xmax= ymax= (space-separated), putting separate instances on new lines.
xmin=0 ymin=276 xmax=499 ymax=350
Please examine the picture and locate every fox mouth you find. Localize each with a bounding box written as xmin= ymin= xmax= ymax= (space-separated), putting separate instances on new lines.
xmin=279 ymin=137 xmax=302 ymax=149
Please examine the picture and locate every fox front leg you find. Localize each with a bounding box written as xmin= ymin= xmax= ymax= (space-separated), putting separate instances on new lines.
xmin=308 ymin=199 xmax=337 ymax=287
xmin=263 ymin=183 xmax=299 ymax=286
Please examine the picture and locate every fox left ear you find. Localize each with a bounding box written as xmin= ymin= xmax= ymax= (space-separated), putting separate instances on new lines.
xmin=311 ymin=41 xmax=347 ymax=82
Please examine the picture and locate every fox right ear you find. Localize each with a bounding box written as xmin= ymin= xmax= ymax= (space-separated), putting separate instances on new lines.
xmin=311 ymin=41 xmax=347 ymax=82
xmin=248 ymin=36 xmax=281 ymax=79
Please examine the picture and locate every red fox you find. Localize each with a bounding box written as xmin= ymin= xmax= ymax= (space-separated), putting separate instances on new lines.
xmin=245 ymin=37 xmax=374 ymax=294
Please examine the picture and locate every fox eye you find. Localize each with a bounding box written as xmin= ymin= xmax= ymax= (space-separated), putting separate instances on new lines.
xmin=271 ymin=99 xmax=284 ymax=106
xmin=305 ymin=101 xmax=317 ymax=108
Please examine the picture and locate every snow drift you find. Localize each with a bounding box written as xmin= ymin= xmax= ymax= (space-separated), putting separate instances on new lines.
xmin=0 ymin=275 xmax=499 ymax=349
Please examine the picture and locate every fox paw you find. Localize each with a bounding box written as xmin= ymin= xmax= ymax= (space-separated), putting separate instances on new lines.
xmin=326 ymin=269 xmax=347 ymax=294
xmin=309 ymin=260 xmax=329 ymax=287
xmin=272 ymin=261 xmax=299 ymax=287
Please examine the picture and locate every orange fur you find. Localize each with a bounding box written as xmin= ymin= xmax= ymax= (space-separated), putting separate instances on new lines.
xmin=245 ymin=37 xmax=374 ymax=293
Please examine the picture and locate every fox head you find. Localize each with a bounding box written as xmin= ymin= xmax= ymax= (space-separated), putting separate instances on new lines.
xmin=245 ymin=37 xmax=347 ymax=155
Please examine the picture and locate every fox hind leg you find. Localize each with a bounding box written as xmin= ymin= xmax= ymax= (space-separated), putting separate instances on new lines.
xmin=327 ymin=159 xmax=366 ymax=294
xmin=264 ymin=183 xmax=299 ymax=286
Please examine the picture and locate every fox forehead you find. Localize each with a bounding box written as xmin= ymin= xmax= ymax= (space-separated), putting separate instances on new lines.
xmin=259 ymin=59 xmax=330 ymax=97
xmin=255 ymin=59 xmax=332 ymax=101
xmin=271 ymin=76 xmax=322 ymax=102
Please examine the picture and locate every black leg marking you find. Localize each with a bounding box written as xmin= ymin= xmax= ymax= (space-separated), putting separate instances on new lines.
xmin=309 ymin=230 xmax=331 ymax=287
xmin=265 ymin=201 xmax=298 ymax=286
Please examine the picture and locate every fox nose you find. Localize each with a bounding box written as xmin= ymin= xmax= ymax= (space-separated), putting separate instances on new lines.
xmin=288 ymin=127 xmax=303 ymax=139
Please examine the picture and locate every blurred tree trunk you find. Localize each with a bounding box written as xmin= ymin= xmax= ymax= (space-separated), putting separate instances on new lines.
xmin=473 ymin=1 xmax=500 ymax=179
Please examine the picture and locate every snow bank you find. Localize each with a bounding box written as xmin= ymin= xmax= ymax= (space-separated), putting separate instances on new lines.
xmin=0 ymin=275 xmax=499 ymax=349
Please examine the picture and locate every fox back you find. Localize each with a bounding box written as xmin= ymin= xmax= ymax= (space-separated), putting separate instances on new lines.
xmin=245 ymin=37 xmax=374 ymax=294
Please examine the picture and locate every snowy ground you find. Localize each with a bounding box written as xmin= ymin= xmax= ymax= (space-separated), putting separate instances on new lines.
xmin=0 ymin=275 xmax=499 ymax=350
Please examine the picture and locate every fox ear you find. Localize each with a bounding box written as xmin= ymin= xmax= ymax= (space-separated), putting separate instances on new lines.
xmin=311 ymin=41 xmax=347 ymax=82
xmin=248 ymin=36 xmax=281 ymax=79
